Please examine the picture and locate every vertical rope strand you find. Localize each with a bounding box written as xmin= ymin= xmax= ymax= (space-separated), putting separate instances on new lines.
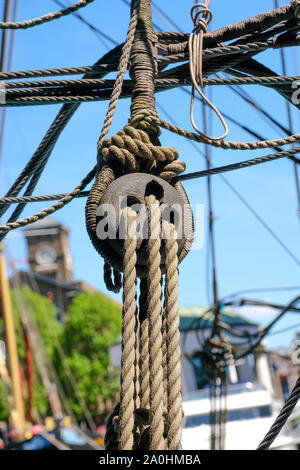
xmin=139 ymin=277 xmax=150 ymax=410
xmin=119 ymin=207 xmax=137 ymax=450
xmin=161 ymin=290 xmax=168 ymax=410
xmin=163 ymin=220 xmax=182 ymax=450
xmin=145 ymin=194 xmax=165 ymax=450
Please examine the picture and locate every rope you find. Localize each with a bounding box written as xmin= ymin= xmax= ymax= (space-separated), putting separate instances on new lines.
xmin=119 ymin=207 xmax=137 ymax=450
xmin=2 ymin=146 xmax=299 ymax=206
xmin=145 ymin=194 xmax=165 ymax=450
xmin=180 ymin=147 xmax=300 ymax=181
xmin=86 ymin=0 xmax=141 ymax=290
xmin=3 ymin=73 xmax=300 ymax=97
xmin=1 ymin=30 xmax=299 ymax=84
xmin=96 ymin=2 xmax=140 ymax=160
xmin=0 ymin=166 xmax=97 ymax=235
xmin=162 ymin=2 xmax=300 ymax=50
xmin=157 ymin=116 xmax=300 ymax=151
xmin=188 ymin=2 xmax=228 ymax=141
xmin=5 ymin=72 xmax=300 ymax=108
xmin=257 ymin=376 xmax=300 ymax=450
xmin=0 ymin=0 xmax=95 ymax=30
xmin=163 ymin=220 xmax=182 ymax=450
xmin=138 ymin=278 xmax=150 ymax=410
xmin=0 ymin=44 xmax=123 ymax=239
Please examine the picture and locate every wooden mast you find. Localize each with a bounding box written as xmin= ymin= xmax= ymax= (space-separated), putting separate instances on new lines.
xmin=0 ymin=243 xmax=26 ymax=436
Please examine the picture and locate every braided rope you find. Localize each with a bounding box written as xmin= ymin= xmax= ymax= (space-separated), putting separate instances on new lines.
xmin=0 ymin=166 xmax=97 ymax=235
xmin=2 ymin=147 xmax=299 ymax=207
xmin=5 ymin=71 xmax=300 ymax=109
xmin=163 ymin=220 xmax=182 ymax=451
xmin=145 ymin=195 xmax=165 ymax=450
xmin=119 ymin=207 xmax=138 ymax=450
xmin=157 ymin=116 xmax=300 ymax=151
xmin=161 ymin=296 xmax=168 ymax=410
xmin=96 ymin=1 xmax=140 ymax=158
xmin=162 ymin=2 xmax=299 ymax=50
xmin=85 ymin=0 xmax=140 ymax=290
xmin=180 ymin=147 xmax=300 ymax=181
xmin=3 ymin=74 xmax=300 ymax=97
xmin=0 ymin=0 xmax=95 ymax=30
xmin=257 ymin=376 xmax=300 ymax=450
xmin=99 ymin=124 xmax=185 ymax=180
xmin=1 ymin=32 xmax=299 ymax=85
xmin=0 ymin=45 xmax=123 ymax=237
xmin=138 ymin=278 xmax=150 ymax=410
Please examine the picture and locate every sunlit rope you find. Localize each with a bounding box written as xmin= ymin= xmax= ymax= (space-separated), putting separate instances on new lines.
xmin=188 ymin=2 xmax=228 ymax=141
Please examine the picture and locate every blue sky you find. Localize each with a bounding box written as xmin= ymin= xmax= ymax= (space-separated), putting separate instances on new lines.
xmin=2 ymin=0 xmax=300 ymax=350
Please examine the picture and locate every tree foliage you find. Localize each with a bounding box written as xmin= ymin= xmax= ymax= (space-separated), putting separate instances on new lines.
xmin=0 ymin=286 xmax=122 ymax=423
xmin=57 ymin=292 xmax=122 ymax=418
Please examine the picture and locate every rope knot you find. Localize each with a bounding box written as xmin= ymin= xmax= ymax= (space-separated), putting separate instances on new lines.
xmin=188 ymin=1 xmax=228 ymax=142
xmin=99 ymin=124 xmax=185 ymax=181
xmin=191 ymin=2 xmax=213 ymax=35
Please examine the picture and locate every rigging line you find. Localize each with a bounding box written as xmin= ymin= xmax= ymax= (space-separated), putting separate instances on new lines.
xmin=202 ymin=88 xmax=221 ymax=336
xmin=235 ymin=295 xmax=300 ymax=360
xmin=157 ymin=98 xmax=300 ymax=269
xmin=274 ymin=0 xmax=300 ymax=219
xmin=0 ymin=0 xmax=17 ymax=169
xmin=225 ymin=298 xmax=300 ymax=314
xmin=0 ymin=0 xmax=12 ymax=166
xmin=51 ymin=0 xmax=118 ymax=47
xmin=220 ymin=74 xmax=291 ymax=135
xmin=220 ymin=285 xmax=300 ymax=301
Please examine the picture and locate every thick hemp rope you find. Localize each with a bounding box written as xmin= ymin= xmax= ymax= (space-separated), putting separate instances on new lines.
xmin=145 ymin=195 xmax=165 ymax=450
xmin=162 ymin=220 xmax=182 ymax=450
xmin=119 ymin=207 xmax=138 ymax=450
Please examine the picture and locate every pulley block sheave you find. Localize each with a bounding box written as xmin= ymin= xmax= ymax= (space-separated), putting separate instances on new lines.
xmin=95 ymin=173 xmax=194 ymax=276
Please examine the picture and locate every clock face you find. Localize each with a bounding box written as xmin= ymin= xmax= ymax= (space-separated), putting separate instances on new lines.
xmin=35 ymin=245 xmax=57 ymax=265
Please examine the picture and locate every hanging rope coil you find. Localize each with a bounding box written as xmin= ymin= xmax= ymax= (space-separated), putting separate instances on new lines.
xmin=188 ymin=2 xmax=228 ymax=141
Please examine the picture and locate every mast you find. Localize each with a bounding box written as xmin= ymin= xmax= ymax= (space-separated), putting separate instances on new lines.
xmin=0 ymin=243 xmax=26 ymax=435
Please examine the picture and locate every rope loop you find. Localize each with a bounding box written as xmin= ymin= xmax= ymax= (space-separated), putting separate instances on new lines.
xmin=188 ymin=1 xmax=228 ymax=142
xmin=190 ymin=3 xmax=213 ymax=35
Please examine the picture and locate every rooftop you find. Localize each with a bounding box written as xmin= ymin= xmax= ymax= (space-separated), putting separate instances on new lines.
xmin=179 ymin=305 xmax=257 ymax=331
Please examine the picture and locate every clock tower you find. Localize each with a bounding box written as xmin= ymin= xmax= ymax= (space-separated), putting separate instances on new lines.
xmin=23 ymin=216 xmax=74 ymax=283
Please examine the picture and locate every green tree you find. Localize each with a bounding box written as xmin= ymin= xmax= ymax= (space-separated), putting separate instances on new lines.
xmin=58 ymin=292 xmax=122 ymax=419
xmin=0 ymin=286 xmax=122 ymax=423
xmin=9 ymin=285 xmax=63 ymax=419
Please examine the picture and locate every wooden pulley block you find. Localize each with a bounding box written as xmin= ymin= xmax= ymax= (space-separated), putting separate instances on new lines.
xmin=96 ymin=173 xmax=194 ymax=275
